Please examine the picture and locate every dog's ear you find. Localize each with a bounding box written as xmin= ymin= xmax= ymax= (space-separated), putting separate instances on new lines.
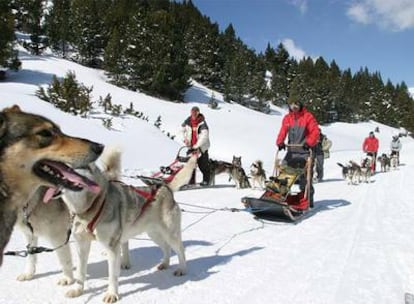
xmin=2 ymin=105 xmax=21 ymax=113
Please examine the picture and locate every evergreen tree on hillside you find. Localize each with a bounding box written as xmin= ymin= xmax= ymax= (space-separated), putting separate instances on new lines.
xmin=337 ymin=69 xmax=354 ymax=121
xmin=269 ymin=43 xmax=291 ymax=105
xmin=124 ymin=6 xmax=189 ymax=100
xmin=0 ymin=0 xmax=16 ymax=69
xmin=70 ymin=0 xmax=111 ymax=67
xmin=45 ymin=0 xmax=72 ymax=57
xmin=12 ymin=0 xmax=46 ymax=55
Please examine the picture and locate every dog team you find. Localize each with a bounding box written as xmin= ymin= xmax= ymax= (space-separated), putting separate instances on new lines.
xmin=337 ymin=131 xmax=402 ymax=185
xmin=0 ymin=105 xmax=404 ymax=303
xmin=0 ymin=105 xmax=269 ymax=303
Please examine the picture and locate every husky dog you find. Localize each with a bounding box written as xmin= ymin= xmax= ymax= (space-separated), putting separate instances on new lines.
xmin=230 ymin=156 xmax=250 ymax=189
xmin=337 ymin=161 xmax=361 ymax=185
xmin=360 ymin=157 xmax=372 ymax=183
xmin=0 ymin=105 xmax=103 ymax=266
xmin=390 ymin=153 xmax=399 ymax=169
xmin=208 ymin=159 xmax=233 ymax=186
xmin=249 ymin=160 xmax=266 ymax=189
xmin=15 ymin=187 xmax=74 ymax=284
xmin=56 ymin=148 xmax=197 ymax=303
xmin=377 ymin=153 xmax=390 ymax=172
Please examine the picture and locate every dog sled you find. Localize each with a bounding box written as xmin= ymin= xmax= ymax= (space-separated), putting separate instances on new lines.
xmin=137 ymin=146 xmax=192 ymax=187
xmin=242 ymin=146 xmax=313 ymax=222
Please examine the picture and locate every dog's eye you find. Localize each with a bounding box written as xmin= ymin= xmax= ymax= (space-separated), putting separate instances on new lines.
xmin=37 ymin=129 xmax=54 ymax=138
xmin=36 ymin=129 xmax=55 ymax=147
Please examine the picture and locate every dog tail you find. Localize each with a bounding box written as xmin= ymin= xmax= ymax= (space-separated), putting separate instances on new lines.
xmin=98 ymin=146 xmax=122 ymax=180
xmin=168 ymin=154 xmax=198 ymax=192
xmin=337 ymin=162 xmax=345 ymax=168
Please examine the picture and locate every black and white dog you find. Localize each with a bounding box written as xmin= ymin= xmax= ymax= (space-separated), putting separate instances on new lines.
xmin=250 ymin=160 xmax=266 ymax=189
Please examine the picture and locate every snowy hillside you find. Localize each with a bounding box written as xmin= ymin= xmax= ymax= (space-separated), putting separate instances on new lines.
xmin=1 ymin=49 xmax=414 ymax=304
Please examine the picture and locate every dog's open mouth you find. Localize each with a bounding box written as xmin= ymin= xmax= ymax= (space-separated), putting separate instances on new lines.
xmin=33 ymin=159 xmax=100 ymax=202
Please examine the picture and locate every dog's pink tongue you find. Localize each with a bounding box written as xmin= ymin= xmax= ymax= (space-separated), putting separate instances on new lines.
xmin=43 ymin=187 xmax=57 ymax=203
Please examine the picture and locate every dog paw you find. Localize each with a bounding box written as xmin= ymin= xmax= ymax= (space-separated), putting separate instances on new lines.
xmin=121 ymin=261 xmax=131 ymax=270
xmin=65 ymin=287 xmax=83 ymax=298
xmin=157 ymin=262 xmax=170 ymax=270
xmin=16 ymin=272 xmax=34 ymax=281
xmin=173 ymin=268 xmax=186 ymax=276
xmin=103 ymin=292 xmax=119 ymax=303
xmin=57 ymin=276 xmax=74 ymax=286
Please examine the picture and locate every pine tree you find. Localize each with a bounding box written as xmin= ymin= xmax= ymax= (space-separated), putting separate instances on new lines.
xmin=70 ymin=0 xmax=111 ymax=67
xmin=0 ymin=0 xmax=15 ymax=69
xmin=45 ymin=0 xmax=72 ymax=57
xmin=270 ymin=43 xmax=292 ymax=105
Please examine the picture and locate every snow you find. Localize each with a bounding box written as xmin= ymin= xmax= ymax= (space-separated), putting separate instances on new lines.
xmin=1 ymin=49 xmax=414 ymax=304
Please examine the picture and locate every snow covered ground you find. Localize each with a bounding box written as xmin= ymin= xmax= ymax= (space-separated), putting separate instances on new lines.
xmin=1 ymin=49 xmax=414 ymax=304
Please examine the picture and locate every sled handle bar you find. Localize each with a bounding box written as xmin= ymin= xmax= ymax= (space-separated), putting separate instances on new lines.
xmin=277 ymin=143 xmax=313 ymax=151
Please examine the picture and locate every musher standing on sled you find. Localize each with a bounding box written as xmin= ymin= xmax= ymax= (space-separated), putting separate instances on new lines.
xmin=276 ymin=97 xmax=320 ymax=208
xmin=362 ymin=131 xmax=379 ymax=173
xmin=390 ymin=133 xmax=402 ymax=165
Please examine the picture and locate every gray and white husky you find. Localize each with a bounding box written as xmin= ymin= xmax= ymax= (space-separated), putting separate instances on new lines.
xmin=57 ymin=147 xmax=197 ymax=303
xmin=230 ymin=156 xmax=251 ymax=189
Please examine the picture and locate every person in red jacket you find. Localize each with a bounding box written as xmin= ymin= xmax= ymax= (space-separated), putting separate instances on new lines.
xmin=276 ymin=97 xmax=320 ymax=209
xmin=362 ymin=131 xmax=379 ymax=172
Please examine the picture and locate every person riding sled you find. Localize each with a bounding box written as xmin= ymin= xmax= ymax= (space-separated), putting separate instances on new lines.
xmin=390 ymin=133 xmax=402 ymax=165
xmin=275 ymin=96 xmax=320 ymax=209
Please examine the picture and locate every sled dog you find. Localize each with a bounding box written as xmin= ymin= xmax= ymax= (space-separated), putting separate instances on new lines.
xmin=337 ymin=161 xmax=361 ymax=185
xmin=249 ymin=160 xmax=266 ymax=189
xmin=230 ymin=156 xmax=250 ymax=189
xmin=360 ymin=157 xmax=372 ymax=183
xmin=390 ymin=153 xmax=399 ymax=169
xmin=377 ymin=153 xmax=390 ymax=172
xmin=0 ymin=105 xmax=103 ymax=266
xmin=58 ymin=147 xmax=197 ymax=303
xmin=15 ymin=187 xmax=74 ymax=284
xmin=208 ymin=159 xmax=233 ymax=185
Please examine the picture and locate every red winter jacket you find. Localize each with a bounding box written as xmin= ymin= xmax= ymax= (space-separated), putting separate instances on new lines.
xmin=276 ymin=107 xmax=320 ymax=151
xmin=362 ymin=136 xmax=379 ymax=153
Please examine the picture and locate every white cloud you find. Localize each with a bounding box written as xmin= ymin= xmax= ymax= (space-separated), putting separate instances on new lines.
xmin=287 ymin=0 xmax=308 ymax=14
xmin=281 ymin=38 xmax=307 ymax=60
xmin=347 ymin=0 xmax=414 ymax=31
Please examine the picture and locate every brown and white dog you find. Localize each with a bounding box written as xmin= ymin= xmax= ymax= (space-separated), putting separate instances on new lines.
xmin=249 ymin=160 xmax=266 ymax=189
xmin=0 ymin=105 xmax=103 ymax=266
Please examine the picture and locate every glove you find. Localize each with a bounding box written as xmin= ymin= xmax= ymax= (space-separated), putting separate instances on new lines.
xmin=278 ymin=143 xmax=286 ymax=151
xmin=186 ymin=147 xmax=200 ymax=155
xmin=303 ymin=143 xmax=311 ymax=150
xmin=186 ymin=148 xmax=195 ymax=155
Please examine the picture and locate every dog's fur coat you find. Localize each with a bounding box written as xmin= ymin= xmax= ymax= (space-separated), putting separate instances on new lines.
xmin=0 ymin=105 xmax=103 ymax=266
xmin=15 ymin=187 xmax=74 ymax=284
xmin=230 ymin=156 xmax=250 ymax=189
xmin=59 ymin=147 xmax=197 ymax=303
xmin=208 ymin=159 xmax=233 ymax=185
xmin=249 ymin=160 xmax=266 ymax=189
xmin=377 ymin=153 xmax=390 ymax=172
xmin=337 ymin=157 xmax=372 ymax=185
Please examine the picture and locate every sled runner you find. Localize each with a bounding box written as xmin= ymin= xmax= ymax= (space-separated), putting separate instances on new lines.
xmin=137 ymin=146 xmax=192 ymax=186
xmin=242 ymin=146 xmax=313 ymax=222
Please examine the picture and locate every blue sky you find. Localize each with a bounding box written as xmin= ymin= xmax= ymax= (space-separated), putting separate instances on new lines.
xmin=192 ymin=0 xmax=414 ymax=89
